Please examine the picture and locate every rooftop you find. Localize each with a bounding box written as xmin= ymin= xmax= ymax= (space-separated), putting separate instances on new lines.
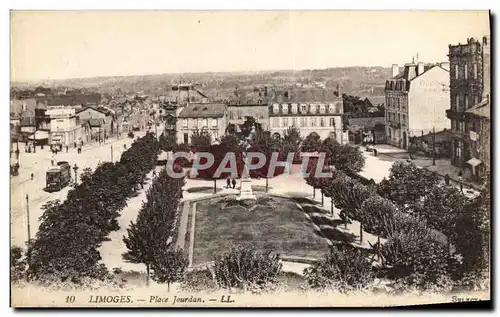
xmin=178 ymin=103 xmax=227 ymax=118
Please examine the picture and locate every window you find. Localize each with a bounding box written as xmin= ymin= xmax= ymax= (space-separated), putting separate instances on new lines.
xmin=455 ymin=64 xmax=459 ymax=79
xmin=300 ymin=117 xmax=305 ymax=127
xmin=229 ymin=111 xmax=234 ymax=120
xmin=237 ymin=111 xmax=242 ymax=119
xmin=301 ymin=104 xmax=307 ymax=113
xmin=402 ymin=114 xmax=406 ymax=125
xmin=283 ymin=118 xmax=288 ymax=126
xmin=292 ymin=118 xmax=297 ymax=127
xmin=464 ymin=63 xmax=468 ymax=79
xmin=259 ymin=111 xmax=264 ymax=119
xmin=465 ymin=94 xmax=469 ymax=109
xmin=319 ymin=104 xmax=326 ymax=113
xmin=320 ymin=118 xmax=325 ymax=127
xmin=455 ymin=94 xmax=460 ymax=111
xmin=248 ymin=110 xmax=253 ymax=118
xmin=310 ymin=117 xmax=316 ymax=127
xmin=182 ymin=119 xmax=188 ymax=128
xmin=316 ymin=105 xmax=321 ymax=113
xmin=329 ymin=118 xmax=336 ymax=127
xmin=273 ymin=104 xmax=279 ymax=114
xmin=212 ymin=118 xmax=218 ymax=127
xmin=473 ymin=63 xmax=478 ymax=79
xmin=213 ymin=131 xmax=218 ymax=139
xmin=474 ymin=95 xmax=479 ymax=105
xmin=183 ymin=133 xmax=189 ymax=144
xmin=291 ymin=104 xmax=298 ymax=114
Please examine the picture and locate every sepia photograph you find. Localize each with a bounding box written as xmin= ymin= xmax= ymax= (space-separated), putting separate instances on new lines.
xmin=9 ymin=10 xmax=491 ymax=308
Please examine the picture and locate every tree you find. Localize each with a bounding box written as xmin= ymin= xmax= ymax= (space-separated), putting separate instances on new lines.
xmin=190 ymin=129 xmax=212 ymax=152
xmin=320 ymin=138 xmax=365 ymax=173
xmin=323 ymin=173 xmax=374 ymax=242
xmin=378 ymin=161 xmax=440 ymax=212
xmin=301 ymin=132 xmax=322 ymax=153
xmin=11 ymin=246 xmax=26 ymax=282
xmin=122 ymin=168 xmax=184 ymax=286
xmin=282 ymin=126 xmax=302 ymax=162
xmin=415 ymin=185 xmax=470 ymax=256
xmin=304 ymin=244 xmax=375 ymax=292
xmin=213 ymin=246 xmax=282 ymax=291
xmin=151 ymin=248 xmax=189 ymax=291
xmin=359 ymin=195 xmax=399 ymax=258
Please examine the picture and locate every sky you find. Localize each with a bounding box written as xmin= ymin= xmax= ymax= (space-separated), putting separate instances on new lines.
xmin=10 ymin=10 xmax=490 ymax=81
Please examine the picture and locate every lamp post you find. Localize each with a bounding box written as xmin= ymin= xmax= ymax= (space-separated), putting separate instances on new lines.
xmin=73 ymin=164 xmax=79 ymax=185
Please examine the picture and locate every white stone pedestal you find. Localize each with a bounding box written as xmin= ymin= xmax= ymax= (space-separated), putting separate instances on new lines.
xmin=237 ymin=178 xmax=256 ymax=200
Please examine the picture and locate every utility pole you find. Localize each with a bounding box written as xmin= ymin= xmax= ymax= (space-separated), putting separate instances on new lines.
xmin=432 ymin=126 xmax=436 ymax=166
xmin=25 ymin=194 xmax=31 ymax=281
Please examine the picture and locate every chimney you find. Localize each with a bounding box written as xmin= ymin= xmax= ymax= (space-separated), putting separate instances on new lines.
xmin=417 ymin=62 xmax=424 ymax=76
xmin=406 ymin=64 xmax=417 ymax=80
xmin=391 ymin=64 xmax=399 ymax=77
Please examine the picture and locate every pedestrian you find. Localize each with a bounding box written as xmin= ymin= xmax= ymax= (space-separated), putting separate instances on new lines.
xmin=458 ymin=170 xmax=463 ymax=192
xmin=66 ymin=145 xmax=69 ymax=153
xmin=74 ymin=142 xmax=77 ymax=148
xmin=231 ymin=178 xmax=236 ymax=189
xmin=124 ymin=144 xmax=126 ymax=149
xmin=226 ymin=176 xmax=231 ymax=189
xmin=445 ymin=174 xmax=450 ymax=186
xmin=30 ymin=173 xmax=34 ymax=181
xmin=51 ymin=159 xmax=54 ymax=166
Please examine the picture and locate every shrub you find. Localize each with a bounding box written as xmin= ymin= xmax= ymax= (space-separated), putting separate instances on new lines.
xmin=151 ymin=248 xmax=189 ymax=291
xmin=213 ymin=246 xmax=282 ymax=291
xmin=303 ymin=244 xmax=375 ymax=292
xmin=182 ymin=269 xmax=217 ymax=292
xmin=11 ymin=246 xmax=25 ymax=282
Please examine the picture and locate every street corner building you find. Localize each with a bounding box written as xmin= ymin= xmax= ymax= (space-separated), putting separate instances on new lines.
xmin=446 ymin=36 xmax=491 ymax=183
xmin=268 ymin=92 xmax=346 ymax=144
xmin=176 ymin=103 xmax=228 ymax=144
xmin=385 ymin=60 xmax=451 ymax=150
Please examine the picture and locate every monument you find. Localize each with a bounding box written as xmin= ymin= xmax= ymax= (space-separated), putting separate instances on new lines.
xmin=237 ymin=128 xmax=257 ymax=201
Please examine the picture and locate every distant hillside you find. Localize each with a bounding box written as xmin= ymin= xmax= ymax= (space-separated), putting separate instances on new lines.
xmin=12 ymin=66 xmax=391 ymax=100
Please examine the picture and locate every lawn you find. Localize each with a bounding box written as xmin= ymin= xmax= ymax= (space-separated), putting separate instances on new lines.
xmin=192 ymin=195 xmax=330 ymax=265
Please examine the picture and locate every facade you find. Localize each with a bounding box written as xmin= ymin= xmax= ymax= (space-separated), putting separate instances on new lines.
xmin=464 ymin=98 xmax=490 ymax=182
xmin=268 ymin=101 xmax=345 ymax=143
xmin=76 ymin=106 xmax=116 ymax=137
xmin=385 ymin=61 xmax=450 ymax=149
xmin=45 ymin=106 xmax=80 ymax=146
xmin=446 ymin=36 xmax=490 ymax=178
xmin=227 ymin=104 xmax=270 ymax=131
xmin=176 ymin=103 xmax=228 ymax=144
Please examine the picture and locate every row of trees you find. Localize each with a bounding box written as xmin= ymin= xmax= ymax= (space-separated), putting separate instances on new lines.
xmin=306 ymin=154 xmax=490 ymax=291
xmin=21 ymin=133 xmax=160 ymax=283
xmin=122 ymin=166 xmax=188 ymax=289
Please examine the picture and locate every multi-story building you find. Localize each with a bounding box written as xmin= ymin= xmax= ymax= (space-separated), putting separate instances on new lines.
xmin=176 ymin=103 xmax=228 ymax=145
xmin=268 ymin=100 xmax=345 ymax=143
xmin=45 ymin=106 xmax=80 ymax=147
xmin=227 ymin=103 xmax=270 ymax=131
xmin=446 ymin=36 xmax=490 ymax=178
xmin=385 ymin=61 xmax=450 ymax=149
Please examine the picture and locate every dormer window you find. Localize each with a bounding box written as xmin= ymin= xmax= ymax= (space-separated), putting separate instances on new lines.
xmin=316 ymin=105 xmax=320 ymax=114
xmin=273 ymin=103 xmax=279 ymax=114
xmin=282 ymin=104 xmax=288 ymax=114
xmin=319 ymin=104 xmax=326 ymax=113
xmin=291 ymin=103 xmax=298 ymax=114
xmin=300 ymin=104 xmax=307 ymax=113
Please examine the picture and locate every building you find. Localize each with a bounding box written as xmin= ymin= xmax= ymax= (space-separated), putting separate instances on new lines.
xmin=171 ymin=83 xmax=209 ymax=104
xmin=347 ymin=117 xmax=386 ymax=144
xmin=45 ymin=106 xmax=80 ymax=147
xmin=268 ymin=101 xmax=345 ymax=143
xmin=446 ymin=36 xmax=490 ymax=179
xmin=227 ymin=103 xmax=270 ymax=131
xmin=385 ymin=61 xmax=450 ymax=149
xmin=464 ymin=98 xmax=490 ymax=182
xmin=176 ymin=103 xmax=228 ymax=144
xmin=76 ymin=106 xmax=116 ymax=137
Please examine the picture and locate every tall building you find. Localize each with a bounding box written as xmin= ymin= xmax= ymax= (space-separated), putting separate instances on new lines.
xmin=385 ymin=61 xmax=450 ymax=149
xmin=447 ymin=36 xmax=490 ymax=182
xmin=446 ymin=36 xmax=490 ymax=173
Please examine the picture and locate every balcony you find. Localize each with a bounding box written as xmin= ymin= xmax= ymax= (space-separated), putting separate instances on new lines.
xmin=389 ymin=122 xmax=401 ymax=129
xmin=446 ymin=109 xmax=466 ymax=120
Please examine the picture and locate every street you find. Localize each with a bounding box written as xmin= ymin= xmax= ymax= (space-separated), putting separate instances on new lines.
xmin=9 ymin=127 xmax=160 ymax=248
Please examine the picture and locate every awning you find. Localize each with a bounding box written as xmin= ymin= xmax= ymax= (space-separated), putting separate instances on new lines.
xmin=466 ymin=157 xmax=482 ymax=168
xmin=28 ymin=130 xmax=49 ymax=140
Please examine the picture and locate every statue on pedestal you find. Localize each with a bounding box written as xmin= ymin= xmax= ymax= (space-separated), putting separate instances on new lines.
xmin=237 ymin=131 xmax=256 ymax=201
